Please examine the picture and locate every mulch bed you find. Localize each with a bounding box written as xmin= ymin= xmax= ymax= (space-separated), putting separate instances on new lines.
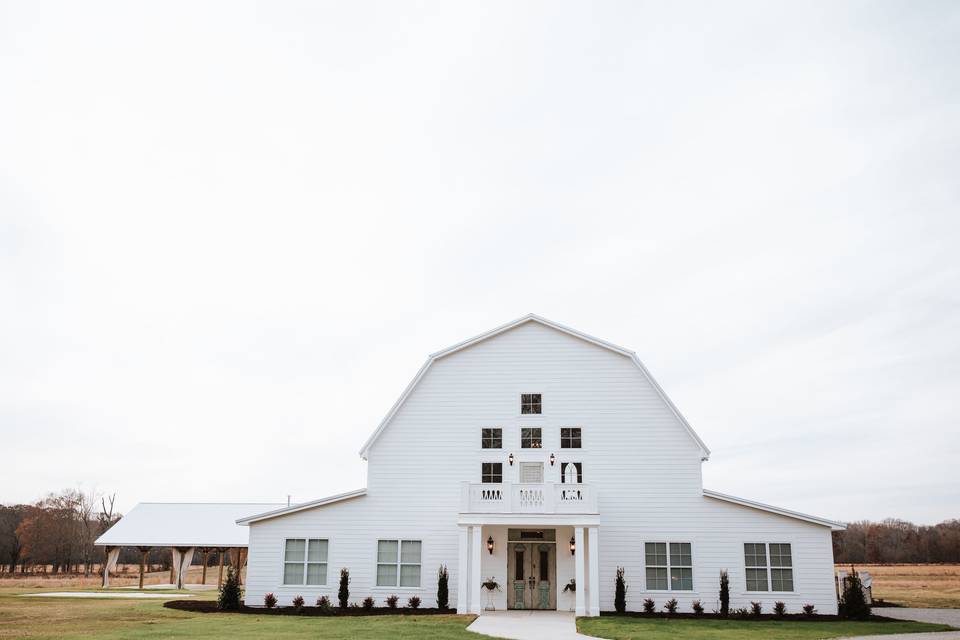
xmin=598 ymin=611 xmax=901 ymax=623
xmin=164 ymin=600 xmax=456 ymax=616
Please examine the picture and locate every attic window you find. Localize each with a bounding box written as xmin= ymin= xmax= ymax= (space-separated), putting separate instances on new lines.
xmin=520 ymin=394 xmax=542 ymax=414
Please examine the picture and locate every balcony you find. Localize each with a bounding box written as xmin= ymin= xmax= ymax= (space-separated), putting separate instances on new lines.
xmin=460 ymin=482 xmax=598 ymax=515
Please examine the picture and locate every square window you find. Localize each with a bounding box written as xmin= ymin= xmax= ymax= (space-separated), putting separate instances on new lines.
xmin=771 ymin=568 xmax=794 ymax=591
xmin=560 ymin=427 xmax=582 ymax=448
xmin=521 ymin=393 xmax=542 ymax=414
xmin=283 ymin=562 xmax=304 ymax=585
xmin=670 ymin=542 xmax=692 ymax=567
xmin=283 ymin=538 xmax=327 ymax=586
xmin=521 ymin=427 xmax=542 ymax=448
xmin=744 ymin=543 xmax=767 ymax=568
xmin=482 ymin=462 xmax=503 ymax=483
xmin=645 ymin=542 xmax=667 ymax=567
xmin=376 ymin=539 xmax=421 ymax=588
xmin=671 ymin=567 xmax=693 ymax=591
xmin=646 ymin=567 xmax=668 ymax=590
xmin=769 ymin=543 xmax=792 ymax=568
xmin=746 ymin=568 xmax=769 ymax=591
xmin=481 ymin=428 xmax=502 ymax=449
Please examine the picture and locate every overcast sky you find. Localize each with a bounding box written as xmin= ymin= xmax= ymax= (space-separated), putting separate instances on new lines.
xmin=1 ymin=1 xmax=958 ymax=525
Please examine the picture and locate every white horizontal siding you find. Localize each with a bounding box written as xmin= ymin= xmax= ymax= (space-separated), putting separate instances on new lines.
xmin=246 ymin=321 xmax=837 ymax=613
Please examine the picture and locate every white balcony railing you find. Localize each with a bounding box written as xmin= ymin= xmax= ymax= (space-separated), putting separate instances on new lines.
xmin=460 ymin=482 xmax=598 ymax=514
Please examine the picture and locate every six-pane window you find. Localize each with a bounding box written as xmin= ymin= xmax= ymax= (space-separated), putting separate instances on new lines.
xmin=481 ymin=462 xmax=503 ymax=483
xmin=560 ymin=427 xmax=582 ymax=448
xmin=283 ymin=538 xmax=328 ymax=585
xmin=481 ymin=428 xmax=502 ymax=449
xmin=520 ymin=427 xmax=542 ymax=448
xmin=744 ymin=543 xmax=793 ymax=591
xmin=377 ymin=539 xmax=422 ymax=587
xmin=520 ymin=394 xmax=542 ymax=414
xmin=645 ymin=542 xmax=693 ymax=590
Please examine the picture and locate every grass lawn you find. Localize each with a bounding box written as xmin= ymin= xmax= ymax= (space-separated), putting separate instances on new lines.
xmin=844 ymin=564 xmax=960 ymax=608
xmin=577 ymin=616 xmax=956 ymax=640
xmin=0 ymin=587 xmax=482 ymax=640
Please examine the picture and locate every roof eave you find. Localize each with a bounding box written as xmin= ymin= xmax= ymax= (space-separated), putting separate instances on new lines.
xmin=703 ymin=489 xmax=846 ymax=531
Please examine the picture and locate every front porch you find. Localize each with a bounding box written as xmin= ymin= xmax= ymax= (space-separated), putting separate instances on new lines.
xmin=456 ymin=518 xmax=602 ymax=617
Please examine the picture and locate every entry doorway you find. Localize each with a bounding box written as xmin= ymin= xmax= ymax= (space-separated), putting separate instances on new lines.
xmin=506 ymin=531 xmax=556 ymax=610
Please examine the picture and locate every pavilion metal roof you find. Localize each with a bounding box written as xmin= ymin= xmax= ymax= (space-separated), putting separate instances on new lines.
xmin=95 ymin=502 xmax=283 ymax=548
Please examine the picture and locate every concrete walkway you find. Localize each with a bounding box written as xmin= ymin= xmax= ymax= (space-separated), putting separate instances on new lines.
xmin=467 ymin=611 xmax=598 ymax=640
xmin=840 ymin=608 xmax=960 ymax=640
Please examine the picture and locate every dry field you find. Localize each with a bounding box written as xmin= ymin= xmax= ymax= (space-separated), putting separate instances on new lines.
xmin=0 ymin=564 xmax=242 ymax=590
xmin=841 ymin=564 xmax=960 ymax=608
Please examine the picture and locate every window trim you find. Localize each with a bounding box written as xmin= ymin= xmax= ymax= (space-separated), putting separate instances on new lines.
xmin=481 ymin=462 xmax=503 ymax=483
xmin=560 ymin=427 xmax=582 ymax=449
xmin=520 ymin=427 xmax=543 ymax=449
xmin=375 ymin=538 xmax=423 ymax=589
xmin=481 ymin=427 xmax=503 ymax=449
xmin=743 ymin=542 xmax=795 ymax=593
xmin=520 ymin=393 xmax=542 ymax=415
xmin=281 ymin=537 xmax=329 ymax=587
xmin=644 ymin=541 xmax=694 ymax=592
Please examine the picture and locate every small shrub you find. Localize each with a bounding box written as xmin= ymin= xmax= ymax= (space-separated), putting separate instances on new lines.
xmin=386 ymin=594 xmax=399 ymax=609
xmin=349 ymin=602 xmax=360 ymax=609
xmin=408 ymin=595 xmax=421 ymax=609
xmin=719 ymin=570 xmax=730 ymax=618
xmin=840 ymin=565 xmax=871 ymax=620
xmin=615 ymin=567 xmax=628 ymax=613
xmin=664 ymin=598 xmax=678 ymax=614
xmin=338 ymin=568 xmax=350 ymax=609
xmin=217 ymin=566 xmax=242 ymax=611
xmin=691 ymin=599 xmax=704 ymax=615
xmin=263 ymin=592 xmax=277 ymax=609
xmin=750 ymin=601 xmax=762 ymax=617
xmin=803 ymin=603 xmax=817 ymax=617
xmin=774 ymin=601 xmax=786 ymax=617
xmin=437 ymin=565 xmax=449 ymax=609
xmin=292 ymin=595 xmax=305 ymax=613
xmin=643 ymin=598 xmax=656 ymax=614
xmin=733 ymin=606 xmax=750 ymax=619
xmin=316 ymin=595 xmax=332 ymax=613
xmin=362 ymin=596 xmax=375 ymax=611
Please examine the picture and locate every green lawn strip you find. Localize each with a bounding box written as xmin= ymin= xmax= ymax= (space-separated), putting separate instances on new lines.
xmin=0 ymin=590 xmax=487 ymax=640
xmin=577 ymin=617 xmax=955 ymax=640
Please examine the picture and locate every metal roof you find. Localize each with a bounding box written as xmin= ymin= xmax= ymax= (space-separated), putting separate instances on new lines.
xmin=703 ymin=489 xmax=846 ymax=531
xmin=95 ymin=502 xmax=283 ymax=548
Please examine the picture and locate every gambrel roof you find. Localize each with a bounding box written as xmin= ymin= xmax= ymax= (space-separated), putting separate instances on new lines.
xmin=358 ymin=314 xmax=711 ymax=460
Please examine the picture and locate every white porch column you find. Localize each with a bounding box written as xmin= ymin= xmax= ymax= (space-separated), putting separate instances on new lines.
xmin=457 ymin=525 xmax=469 ymax=614
xmin=588 ymin=526 xmax=600 ymax=616
xmin=574 ymin=526 xmax=586 ymax=616
xmin=470 ymin=525 xmax=483 ymax=614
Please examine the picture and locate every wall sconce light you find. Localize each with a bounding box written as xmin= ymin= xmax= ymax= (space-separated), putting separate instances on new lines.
xmin=569 ymin=536 xmax=576 ymax=555
xmin=487 ymin=536 xmax=495 ymax=555
xmin=508 ymin=453 xmax=514 ymax=466
xmin=549 ymin=453 xmax=556 ymax=466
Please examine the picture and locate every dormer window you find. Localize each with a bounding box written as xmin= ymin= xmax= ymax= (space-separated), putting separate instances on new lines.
xmin=521 ymin=427 xmax=542 ymax=449
xmin=520 ymin=393 xmax=542 ymax=414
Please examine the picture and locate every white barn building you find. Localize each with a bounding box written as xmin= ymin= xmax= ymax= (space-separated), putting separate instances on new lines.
xmin=234 ymin=315 xmax=844 ymax=615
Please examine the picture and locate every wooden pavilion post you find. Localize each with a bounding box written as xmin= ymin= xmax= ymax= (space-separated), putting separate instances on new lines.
xmin=169 ymin=548 xmax=175 ymax=586
xmin=217 ymin=547 xmax=226 ymax=588
xmin=137 ymin=547 xmax=151 ymax=589
xmin=200 ymin=548 xmax=209 ymax=585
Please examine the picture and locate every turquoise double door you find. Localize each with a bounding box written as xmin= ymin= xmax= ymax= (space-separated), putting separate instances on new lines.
xmin=507 ymin=542 xmax=556 ymax=610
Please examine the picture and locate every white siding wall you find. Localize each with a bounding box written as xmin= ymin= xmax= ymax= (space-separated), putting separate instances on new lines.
xmin=246 ymin=321 xmax=837 ymax=614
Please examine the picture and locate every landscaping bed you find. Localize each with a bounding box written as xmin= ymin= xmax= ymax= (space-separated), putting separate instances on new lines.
xmin=164 ymin=599 xmax=456 ymax=616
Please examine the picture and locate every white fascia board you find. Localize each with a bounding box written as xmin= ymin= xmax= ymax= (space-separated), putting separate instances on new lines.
xmin=703 ymin=489 xmax=846 ymax=531
xmin=236 ymin=489 xmax=367 ymax=525
xmin=358 ymin=314 xmax=711 ymax=460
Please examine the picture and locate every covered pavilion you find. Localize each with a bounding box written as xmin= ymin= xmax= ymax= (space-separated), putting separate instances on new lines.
xmin=94 ymin=502 xmax=283 ymax=589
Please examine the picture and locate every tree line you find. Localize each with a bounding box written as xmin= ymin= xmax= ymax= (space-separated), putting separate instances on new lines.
xmin=0 ymin=489 xmax=120 ymax=575
xmin=832 ymin=518 xmax=960 ymax=564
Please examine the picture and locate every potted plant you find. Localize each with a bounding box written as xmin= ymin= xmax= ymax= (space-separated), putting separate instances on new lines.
xmin=563 ymin=579 xmax=576 ymax=612
xmin=481 ymin=577 xmax=501 ymax=611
